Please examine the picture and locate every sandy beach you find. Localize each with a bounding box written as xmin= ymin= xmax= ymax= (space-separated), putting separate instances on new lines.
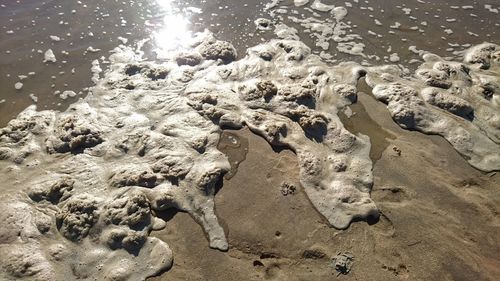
xmin=0 ymin=1 xmax=499 ymax=280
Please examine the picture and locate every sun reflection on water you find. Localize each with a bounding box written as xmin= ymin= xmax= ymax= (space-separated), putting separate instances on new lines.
xmin=152 ymin=0 xmax=198 ymax=57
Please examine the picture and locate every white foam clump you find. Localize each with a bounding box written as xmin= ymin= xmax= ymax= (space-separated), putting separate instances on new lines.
xmin=43 ymin=49 xmax=57 ymax=63
xmin=60 ymin=90 xmax=77 ymax=99
xmin=409 ymin=45 xmax=428 ymax=56
xmin=390 ymin=22 xmax=401 ymax=29
xmin=311 ymin=0 xmax=334 ymax=12
xmin=50 ymin=35 xmax=61 ymax=42
xmin=402 ymin=7 xmax=412 ymax=15
xmin=366 ymin=43 xmax=500 ymax=171
xmin=264 ymin=0 xmax=282 ymax=11
xmin=117 ymin=36 xmax=128 ymax=44
xmin=30 ymin=93 xmax=38 ymax=103
xmin=484 ymin=4 xmax=499 ymax=14
xmin=389 ymin=53 xmax=400 ymax=62
xmin=0 ymin=31 xmax=379 ymax=280
xmin=255 ymin=18 xmax=273 ymax=31
xmin=90 ymin=59 xmax=102 ymax=83
xmin=332 ymin=6 xmax=348 ymax=21
xmin=86 ymin=46 xmax=101 ymax=53
xmin=294 ymin=0 xmax=309 ymax=7
xmin=14 ymin=82 xmax=23 ymax=90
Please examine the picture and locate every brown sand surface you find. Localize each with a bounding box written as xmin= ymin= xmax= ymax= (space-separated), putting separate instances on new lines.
xmin=150 ymin=87 xmax=500 ymax=281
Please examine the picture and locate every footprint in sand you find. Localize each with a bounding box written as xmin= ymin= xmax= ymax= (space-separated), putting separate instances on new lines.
xmin=264 ymin=263 xmax=286 ymax=280
xmin=372 ymin=212 xmax=396 ymax=237
xmin=372 ymin=186 xmax=414 ymax=204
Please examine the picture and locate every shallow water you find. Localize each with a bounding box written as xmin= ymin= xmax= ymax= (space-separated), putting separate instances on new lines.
xmin=218 ymin=130 xmax=249 ymax=179
xmin=339 ymin=79 xmax=395 ymax=162
xmin=1 ymin=0 xmax=498 ymax=126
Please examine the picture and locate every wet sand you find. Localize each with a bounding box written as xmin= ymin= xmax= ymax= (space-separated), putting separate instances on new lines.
xmin=151 ymin=93 xmax=500 ymax=281
xmin=339 ymin=79 xmax=395 ymax=162
xmin=1 ymin=1 xmax=499 ymax=280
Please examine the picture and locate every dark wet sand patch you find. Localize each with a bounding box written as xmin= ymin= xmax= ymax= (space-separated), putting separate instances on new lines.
xmin=217 ymin=130 xmax=249 ymax=180
xmin=150 ymin=111 xmax=500 ymax=281
xmin=339 ymin=79 xmax=395 ymax=162
xmin=150 ymin=103 xmax=500 ymax=281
